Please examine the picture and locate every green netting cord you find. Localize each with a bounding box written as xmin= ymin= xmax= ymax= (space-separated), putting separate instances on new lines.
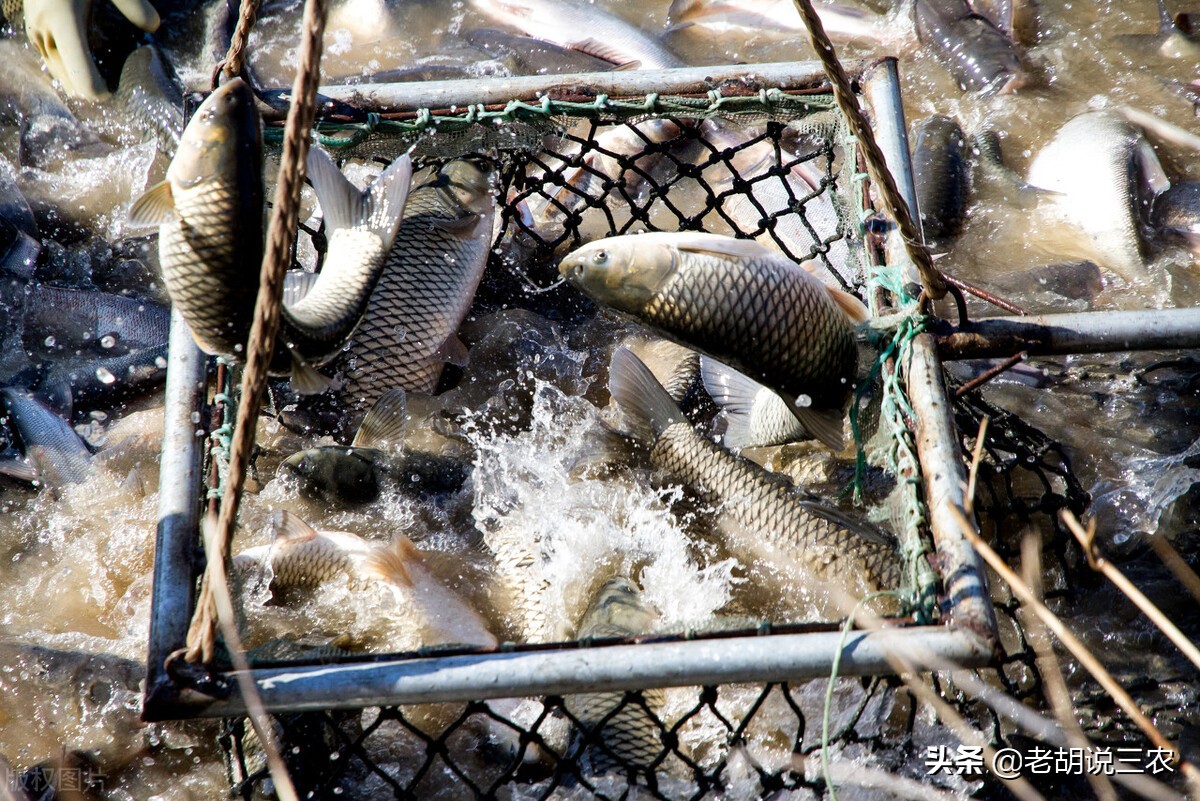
xmin=264 ymin=89 xmax=839 ymax=150
xmin=206 ymin=358 xmax=238 ymax=503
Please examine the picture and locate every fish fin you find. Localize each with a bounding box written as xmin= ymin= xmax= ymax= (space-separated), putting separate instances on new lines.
xmin=283 ymin=270 xmax=320 ymax=307
xmin=0 ymin=455 xmax=39 ymax=482
xmin=433 ymin=334 xmax=469 ymax=368
xmin=570 ymin=36 xmax=641 ymax=66
xmin=609 ymin=60 xmax=642 ymax=71
xmin=289 ymin=357 xmax=335 ymax=396
xmin=825 ymin=285 xmax=870 ymax=323
xmin=269 ymin=509 xmax=319 ymax=545
xmin=671 ymin=232 xmax=776 ymax=261
xmin=794 ymin=496 xmax=897 ymax=548
xmin=790 ymin=404 xmax=845 ymax=452
xmin=1135 ymin=137 xmax=1171 ymax=197
xmin=360 ymin=536 xmax=421 ymax=589
xmin=128 ymin=180 xmax=176 ymax=226
xmin=352 ymin=388 xmax=408 ymax=448
xmin=700 ymin=357 xmax=766 ymax=451
xmin=666 ymin=0 xmax=703 ymax=29
xmin=307 ymin=148 xmax=413 ymax=242
xmin=120 ymin=467 xmax=145 ymax=498
xmin=608 ymin=346 xmax=687 ymax=441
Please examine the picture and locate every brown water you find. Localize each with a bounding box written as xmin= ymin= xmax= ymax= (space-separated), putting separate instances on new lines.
xmin=1 ymin=0 xmax=1198 ymax=797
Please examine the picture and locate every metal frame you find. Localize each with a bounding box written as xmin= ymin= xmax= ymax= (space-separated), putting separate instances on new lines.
xmin=144 ymin=59 xmax=1001 ymax=723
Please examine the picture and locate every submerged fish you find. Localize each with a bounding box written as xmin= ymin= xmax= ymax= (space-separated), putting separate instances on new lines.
xmin=560 ymin=232 xmax=866 ymax=450
xmin=1154 ymin=181 xmax=1200 ymax=252
xmin=129 ymin=81 xmax=412 ymax=394
xmin=337 ymin=159 xmax=496 ymax=408
xmin=0 ymin=387 xmax=91 ymax=485
xmin=235 ymin=511 xmax=497 ymax=648
xmin=609 ymin=348 xmax=900 ymax=604
xmin=21 ymin=285 xmax=170 ymax=361
xmin=914 ymin=0 xmax=1028 ymax=94
xmin=280 ymin=389 xmax=470 ymax=505
xmin=127 ymin=78 xmax=264 ymax=360
xmin=464 ymin=28 xmax=618 ymax=75
xmin=911 ymin=115 xmax=969 ymax=245
xmin=565 ymin=577 xmax=665 ymax=775
xmin=1026 ymin=110 xmax=1169 ymax=283
xmin=468 ymin=0 xmax=684 ymax=68
xmin=114 ymin=44 xmax=184 ymax=156
xmin=667 ymin=0 xmax=893 ymax=44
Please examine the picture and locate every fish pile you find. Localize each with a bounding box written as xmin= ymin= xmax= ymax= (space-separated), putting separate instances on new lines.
xmin=2 ymin=0 xmax=1199 ymax=796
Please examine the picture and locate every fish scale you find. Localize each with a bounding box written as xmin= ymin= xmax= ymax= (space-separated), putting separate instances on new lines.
xmin=651 ymin=421 xmax=900 ymax=593
xmin=337 ymin=163 xmax=495 ymax=408
xmin=641 ymin=248 xmax=856 ymax=411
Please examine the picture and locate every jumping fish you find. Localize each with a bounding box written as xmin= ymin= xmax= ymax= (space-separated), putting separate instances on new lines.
xmin=0 ymin=387 xmax=91 ymax=485
xmin=914 ymin=0 xmax=1028 ymax=94
xmin=608 ymin=347 xmax=901 ymax=603
xmin=560 ymin=232 xmax=867 ymax=450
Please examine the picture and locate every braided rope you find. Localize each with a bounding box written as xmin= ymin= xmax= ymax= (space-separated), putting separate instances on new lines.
xmin=790 ymin=0 xmax=947 ymax=300
xmin=214 ymin=0 xmax=262 ymax=87
xmin=184 ymin=0 xmax=328 ymax=667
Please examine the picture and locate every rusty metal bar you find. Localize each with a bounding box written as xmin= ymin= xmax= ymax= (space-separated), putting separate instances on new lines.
xmin=904 ymin=333 xmax=999 ymax=646
xmin=934 ymin=307 xmax=1200 ymax=360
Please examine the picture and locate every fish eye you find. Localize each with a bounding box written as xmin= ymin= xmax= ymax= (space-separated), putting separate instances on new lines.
xmin=591 ymin=250 xmax=608 ymax=265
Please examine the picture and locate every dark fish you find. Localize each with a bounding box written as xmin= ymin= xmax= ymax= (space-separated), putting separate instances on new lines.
xmin=1153 ymin=181 xmax=1200 ymax=251
xmin=559 ymin=232 xmax=867 ymax=450
xmin=337 ymin=159 xmax=496 ymax=407
xmin=911 ymin=115 xmax=969 ymax=244
xmin=465 ymin=28 xmax=618 ymax=75
xmin=0 ymin=154 xmax=38 ymax=241
xmin=21 ymin=285 xmax=170 ymax=361
xmin=32 ymin=344 xmax=169 ymax=416
xmin=114 ymin=44 xmax=184 ymax=156
xmin=608 ymin=347 xmax=901 ymax=601
xmin=0 ymin=386 xmax=91 ymax=485
xmin=279 ymin=389 xmax=470 ymax=505
xmin=914 ymin=0 xmax=1028 ymax=94
xmin=565 ymin=577 xmax=664 ymax=775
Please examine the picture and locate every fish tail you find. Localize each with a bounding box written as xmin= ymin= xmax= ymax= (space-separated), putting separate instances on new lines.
xmin=608 ymin=346 xmax=687 ymax=442
xmin=361 ymin=535 xmax=422 ymax=589
xmin=826 ymin=286 xmax=870 ymax=323
xmin=306 ymin=147 xmax=413 ymax=243
xmin=699 ymin=357 xmax=763 ymax=451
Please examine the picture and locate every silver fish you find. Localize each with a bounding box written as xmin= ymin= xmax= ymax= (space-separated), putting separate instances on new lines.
xmin=468 ymin=0 xmax=684 ymax=68
xmin=667 ymin=0 xmax=894 ymax=44
xmin=565 ymin=577 xmax=665 ymax=775
xmin=608 ymin=347 xmax=901 ymax=603
xmin=559 ymin=232 xmax=867 ymax=450
xmin=21 ymin=285 xmax=170 ymax=361
xmin=114 ymin=44 xmax=184 ymax=156
xmin=701 ymin=356 xmax=807 ymax=450
xmin=0 ymin=387 xmax=91 ymax=485
xmin=337 ymin=159 xmax=496 ymax=408
xmin=914 ymin=0 xmax=1029 ymax=95
xmin=1026 ymin=110 xmax=1169 ymax=283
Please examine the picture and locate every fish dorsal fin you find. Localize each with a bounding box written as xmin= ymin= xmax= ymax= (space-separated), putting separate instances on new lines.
xmin=671 ymin=232 xmax=775 ymax=261
xmin=608 ymin=346 xmax=688 ymax=441
xmin=269 ymin=509 xmax=319 ymax=545
xmin=0 ymin=454 xmax=39 ymax=483
xmin=360 ymin=536 xmax=422 ymax=588
xmin=283 ymin=270 xmax=320 ymax=307
xmin=825 ymin=285 xmax=870 ymax=323
xmin=128 ymin=180 xmax=176 ymax=227
xmin=353 ymin=388 xmax=408 ymax=448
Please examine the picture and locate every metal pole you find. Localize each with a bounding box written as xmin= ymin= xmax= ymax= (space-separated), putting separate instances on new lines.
xmin=267 ymin=61 xmax=852 ymax=113
xmin=935 ymin=307 xmax=1200 ymax=360
xmin=143 ymin=310 xmax=208 ymax=718
xmin=904 ymin=334 xmax=999 ymax=646
xmin=175 ymin=626 xmax=991 ymax=718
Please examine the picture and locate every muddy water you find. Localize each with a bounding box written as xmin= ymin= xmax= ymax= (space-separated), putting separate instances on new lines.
xmin=1 ymin=0 xmax=1198 ymax=797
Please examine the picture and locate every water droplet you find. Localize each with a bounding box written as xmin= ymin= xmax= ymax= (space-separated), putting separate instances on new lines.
xmin=95 ymin=367 xmax=116 ymax=384
xmin=391 ymin=326 xmax=408 ymax=342
xmin=155 ymin=356 xmax=168 ymax=369
xmin=793 ymin=394 xmax=812 ymax=408
xmin=191 ymin=412 xmax=201 ymax=424
xmin=100 ymin=334 xmax=118 ymax=349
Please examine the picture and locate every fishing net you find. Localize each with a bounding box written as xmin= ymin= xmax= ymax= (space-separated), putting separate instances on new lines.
xmin=170 ymin=76 xmax=1187 ymax=799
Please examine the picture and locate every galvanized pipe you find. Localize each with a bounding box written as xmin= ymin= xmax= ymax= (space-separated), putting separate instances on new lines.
xmin=935 ymin=307 xmax=1200 ymax=360
xmin=295 ymin=61 xmax=850 ymax=112
xmin=181 ymin=626 xmax=991 ymax=717
xmin=904 ymin=334 xmax=999 ymax=647
xmin=144 ymin=310 xmax=207 ymax=716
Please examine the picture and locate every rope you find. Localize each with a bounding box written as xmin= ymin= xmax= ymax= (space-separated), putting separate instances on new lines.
xmin=790 ymin=0 xmax=947 ymax=300
xmin=213 ymin=0 xmax=263 ymax=88
xmin=184 ymin=0 xmax=329 ymax=667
